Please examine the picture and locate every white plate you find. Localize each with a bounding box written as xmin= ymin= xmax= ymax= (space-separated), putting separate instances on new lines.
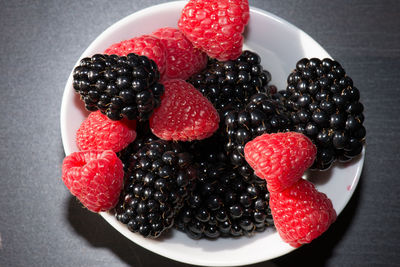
xmin=60 ymin=1 xmax=365 ymax=266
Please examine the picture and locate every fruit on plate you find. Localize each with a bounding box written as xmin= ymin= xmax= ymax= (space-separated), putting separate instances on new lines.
xmin=72 ymin=53 xmax=164 ymax=121
xmin=278 ymin=58 xmax=366 ymax=170
xmin=115 ymin=140 xmax=198 ymax=238
xmin=269 ymin=179 xmax=337 ymax=247
xmin=63 ymin=0 xmax=365 ymax=247
xmin=104 ymin=35 xmax=167 ymax=77
xmin=244 ymin=132 xmax=336 ymax=247
xmin=244 ymin=132 xmax=316 ymax=192
xmin=150 ymin=79 xmax=220 ymax=141
xmin=152 ymin=27 xmax=207 ymax=81
xmin=76 ymin=110 xmax=137 ymax=153
xmin=176 ymin=137 xmax=273 ymax=239
xmin=62 ymin=150 xmax=124 ymax=212
xmin=188 ymin=50 xmax=273 ymax=113
xmin=178 ymin=0 xmax=250 ymax=61
xmin=223 ymin=93 xmax=292 ymax=178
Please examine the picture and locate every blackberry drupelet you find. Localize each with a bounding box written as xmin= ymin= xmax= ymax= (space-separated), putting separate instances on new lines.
xmin=188 ymin=50 xmax=272 ymax=114
xmin=72 ymin=53 xmax=164 ymax=121
xmin=176 ymin=150 xmax=274 ymax=239
xmin=282 ymin=58 xmax=366 ymax=170
xmin=115 ymin=140 xmax=198 ymax=238
xmin=224 ymin=93 xmax=293 ymax=178
xmin=117 ymin=121 xmax=159 ymax=169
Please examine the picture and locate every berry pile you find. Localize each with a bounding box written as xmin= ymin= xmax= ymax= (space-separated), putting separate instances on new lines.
xmin=188 ymin=50 xmax=272 ymax=113
xmin=61 ymin=0 xmax=366 ymax=249
xmin=280 ymin=58 xmax=366 ymax=169
xmin=152 ymin=27 xmax=207 ymax=81
xmin=176 ymin=149 xmax=273 ymax=239
xmin=73 ymin=53 xmax=164 ymax=121
xmin=150 ymin=79 xmax=220 ymax=141
xmin=223 ymin=93 xmax=292 ymax=178
xmin=115 ymin=140 xmax=198 ymax=238
xmin=245 ymin=132 xmax=336 ymax=247
xmin=104 ymin=35 xmax=167 ymax=77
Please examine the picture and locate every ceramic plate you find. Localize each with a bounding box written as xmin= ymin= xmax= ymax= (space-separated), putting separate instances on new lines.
xmin=60 ymin=1 xmax=365 ymax=266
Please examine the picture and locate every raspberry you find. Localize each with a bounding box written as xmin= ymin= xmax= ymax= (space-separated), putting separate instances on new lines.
xmin=152 ymin=27 xmax=207 ymax=81
xmin=244 ymin=132 xmax=316 ymax=192
xmin=62 ymin=150 xmax=124 ymax=212
xmin=269 ymin=179 xmax=337 ymax=247
xmin=178 ymin=0 xmax=250 ymax=61
xmin=224 ymin=93 xmax=293 ymax=178
xmin=104 ymin=35 xmax=167 ymax=77
xmin=150 ymin=79 xmax=219 ymax=141
xmin=76 ymin=111 xmax=137 ymax=153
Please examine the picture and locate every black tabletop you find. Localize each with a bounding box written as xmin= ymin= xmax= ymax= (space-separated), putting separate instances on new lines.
xmin=1 ymin=0 xmax=399 ymax=266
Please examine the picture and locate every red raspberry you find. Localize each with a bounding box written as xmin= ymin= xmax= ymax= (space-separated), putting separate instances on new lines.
xmin=62 ymin=150 xmax=124 ymax=212
xmin=104 ymin=35 xmax=167 ymax=77
xmin=150 ymin=79 xmax=219 ymax=141
xmin=244 ymin=132 xmax=316 ymax=193
xmin=76 ymin=111 xmax=136 ymax=153
xmin=269 ymin=179 xmax=337 ymax=247
xmin=178 ymin=0 xmax=250 ymax=61
xmin=152 ymin=27 xmax=207 ymax=81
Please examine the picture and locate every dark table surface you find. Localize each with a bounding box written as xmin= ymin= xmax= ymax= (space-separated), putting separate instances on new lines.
xmin=1 ymin=0 xmax=399 ymax=266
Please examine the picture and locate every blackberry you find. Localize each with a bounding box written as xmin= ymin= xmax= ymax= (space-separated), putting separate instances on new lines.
xmin=117 ymin=121 xmax=159 ymax=169
xmin=176 ymin=151 xmax=274 ymax=239
xmin=224 ymin=93 xmax=293 ymax=178
xmin=282 ymin=58 xmax=366 ymax=170
xmin=115 ymin=140 xmax=198 ymax=238
xmin=72 ymin=53 xmax=164 ymax=121
xmin=188 ymin=50 xmax=272 ymax=114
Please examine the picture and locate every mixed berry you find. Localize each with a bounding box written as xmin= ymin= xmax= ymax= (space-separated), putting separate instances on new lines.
xmin=62 ymin=0 xmax=365 ymax=248
xmin=280 ymin=58 xmax=365 ymax=170
xmin=73 ymin=53 xmax=164 ymax=121
xmin=188 ymin=50 xmax=272 ymax=113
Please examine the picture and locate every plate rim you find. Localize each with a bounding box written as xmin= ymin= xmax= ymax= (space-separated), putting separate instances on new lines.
xmin=60 ymin=1 xmax=365 ymax=266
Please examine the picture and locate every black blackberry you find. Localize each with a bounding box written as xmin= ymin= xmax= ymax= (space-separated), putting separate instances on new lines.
xmin=282 ymin=58 xmax=366 ymax=170
xmin=224 ymin=93 xmax=293 ymax=177
xmin=72 ymin=53 xmax=164 ymax=121
xmin=115 ymin=140 xmax=198 ymax=238
xmin=117 ymin=121 xmax=159 ymax=170
xmin=176 ymin=151 xmax=274 ymax=239
xmin=188 ymin=50 xmax=272 ymax=114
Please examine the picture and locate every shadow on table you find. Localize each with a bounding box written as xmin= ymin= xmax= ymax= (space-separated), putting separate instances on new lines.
xmin=271 ymin=173 xmax=364 ymax=267
xmin=67 ymin=196 xmax=182 ymax=267
xmin=67 ymin=196 xmax=277 ymax=267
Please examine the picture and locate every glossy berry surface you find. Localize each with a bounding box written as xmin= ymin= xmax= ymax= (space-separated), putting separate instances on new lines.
xmin=269 ymin=179 xmax=337 ymax=247
xmin=244 ymin=132 xmax=316 ymax=192
xmin=178 ymin=0 xmax=249 ymax=61
xmin=150 ymin=79 xmax=219 ymax=141
xmin=282 ymin=58 xmax=365 ymax=169
xmin=62 ymin=150 xmax=124 ymax=212
xmin=76 ymin=110 xmax=137 ymax=153
xmin=224 ymin=93 xmax=293 ymax=178
xmin=188 ymin=50 xmax=272 ymax=114
xmin=176 ymin=138 xmax=273 ymax=239
xmin=72 ymin=53 xmax=164 ymax=121
xmin=152 ymin=27 xmax=207 ymax=81
xmin=115 ymin=140 xmax=199 ymax=238
xmin=104 ymin=35 xmax=167 ymax=77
